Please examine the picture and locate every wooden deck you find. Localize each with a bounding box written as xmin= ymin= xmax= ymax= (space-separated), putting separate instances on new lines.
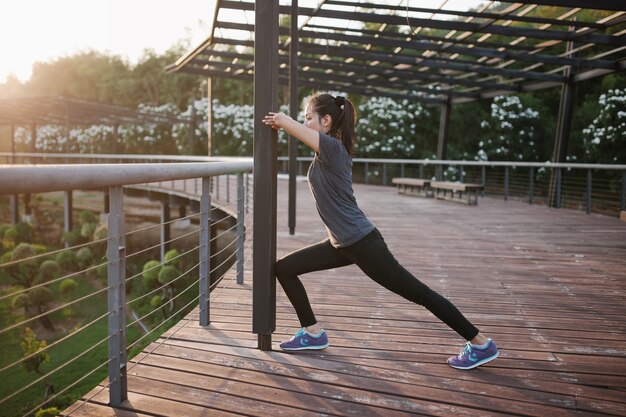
xmin=64 ymin=180 xmax=626 ymax=417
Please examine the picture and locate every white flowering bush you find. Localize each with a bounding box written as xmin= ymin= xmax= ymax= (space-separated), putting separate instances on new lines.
xmin=356 ymin=96 xmax=432 ymax=158
xmin=476 ymin=95 xmax=541 ymax=161
xmin=582 ymin=89 xmax=626 ymax=163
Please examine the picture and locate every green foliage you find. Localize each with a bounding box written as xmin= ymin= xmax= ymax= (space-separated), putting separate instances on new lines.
xmin=20 ymin=327 xmax=49 ymax=375
xmin=78 ymin=211 xmax=98 ymax=225
xmin=61 ymin=229 xmax=84 ymax=247
xmin=35 ymin=407 xmax=60 ymax=417
xmin=79 ymin=223 xmax=96 ymax=240
xmin=163 ymin=248 xmax=180 ymax=267
xmin=150 ymin=294 xmax=164 ymax=309
xmin=12 ymin=293 xmax=29 ymax=311
xmin=60 ymin=279 xmax=78 ymax=299
xmin=55 ymin=251 xmax=78 ymax=273
xmin=475 ymin=95 xmax=543 ymax=162
xmin=76 ymin=247 xmax=94 ymax=269
xmin=96 ymin=263 xmax=108 ymax=284
xmin=38 ymin=260 xmax=60 ymax=283
xmin=583 ymin=88 xmax=626 ymax=164
xmin=3 ymin=223 xmax=34 ymax=251
xmin=142 ymin=260 xmax=161 ymax=289
xmin=356 ymin=96 xmax=436 ymax=159
xmin=157 ymin=265 xmax=179 ymax=286
xmin=9 ymin=243 xmax=39 ymax=287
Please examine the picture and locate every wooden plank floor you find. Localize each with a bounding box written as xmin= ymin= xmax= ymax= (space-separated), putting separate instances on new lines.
xmin=64 ymin=179 xmax=626 ymax=417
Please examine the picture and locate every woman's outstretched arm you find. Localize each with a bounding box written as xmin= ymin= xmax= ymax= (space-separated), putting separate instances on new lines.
xmin=263 ymin=112 xmax=320 ymax=153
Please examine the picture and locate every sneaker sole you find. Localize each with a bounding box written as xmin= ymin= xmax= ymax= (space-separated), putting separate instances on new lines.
xmin=448 ymin=350 xmax=500 ymax=370
xmin=280 ymin=343 xmax=330 ymax=351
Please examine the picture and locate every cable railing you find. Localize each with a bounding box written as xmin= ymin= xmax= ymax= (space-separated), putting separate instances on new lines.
xmin=279 ymin=156 xmax=626 ymax=217
xmin=0 ymin=160 xmax=252 ymax=416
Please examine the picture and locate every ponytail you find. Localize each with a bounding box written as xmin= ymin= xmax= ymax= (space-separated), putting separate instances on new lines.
xmin=307 ymin=92 xmax=357 ymax=156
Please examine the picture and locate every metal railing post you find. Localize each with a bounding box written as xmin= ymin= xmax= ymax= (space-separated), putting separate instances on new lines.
xmin=237 ymin=173 xmax=245 ymax=284
xmin=227 ymin=174 xmax=231 ymax=203
xmin=107 ymin=185 xmax=127 ymax=406
xmin=586 ymin=169 xmax=592 ymax=215
xmin=504 ymin=166 xmax=509 ymax=201
xmin=481 ymin=166 xmax=486 ymax=197
xmin=556 ymin=168 xmax=562 ymax=209
xmin=382 ymin=163 xmax=387 ymax=186
xmin=9 ymin=195 xmax=18 ymax=225
xmin=199 ymin=177 xmax=211 ymax=326
xmin=419 ymin=163 xmax=424 ymax=179
xmin=364 ymin=162 xmax=369 ymax=184
xmin=529 ymin=167 xmax=534 ymax=205
xmin=64 ymin=191 xmax=73 ymax=247
xmin=621 ymin=172 xmax=626 ymax=212
xmin=400 ymin=163 xmax=405 ymax=178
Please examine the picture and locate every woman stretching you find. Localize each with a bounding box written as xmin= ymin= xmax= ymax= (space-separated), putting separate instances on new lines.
xmin=262 ymin=92 xmax=499 ymax=370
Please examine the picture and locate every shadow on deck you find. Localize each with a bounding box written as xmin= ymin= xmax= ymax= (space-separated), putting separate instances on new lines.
xmin=64 ymin=180 xmax=626 ymax=417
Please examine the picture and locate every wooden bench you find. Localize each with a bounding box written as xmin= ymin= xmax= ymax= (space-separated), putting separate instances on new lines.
xmin=430 ymin=181 xmax=484 ymax=205
xmin=391 ymin=178 xmax=432 ymax=197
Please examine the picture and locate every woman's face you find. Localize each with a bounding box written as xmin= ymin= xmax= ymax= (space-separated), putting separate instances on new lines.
xmin=304 ymin=103 xmax=330 ymax=134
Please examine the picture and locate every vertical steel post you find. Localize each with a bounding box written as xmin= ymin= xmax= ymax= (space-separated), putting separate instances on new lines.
xmin=460 ymin=166 xmax=464 ymax=183
xmin=9 ymin=195 xmax=18 ymax=225
xmin=481 ymin=166 xmax=486 ymax=197
xmin=216 ymin=176 xmax=220 ymax=200
xmin=253 ymin=0 xmax=278 ymax=351
xmin=586 ymin=169 xmax=592 ymax=215
xmin=227 ymin=174 xmax=231 ymax=203
xmin=621 ymin=172 xmax=626 ymax=212
xmin=160 ymin=201 xmax=170 ymax=262
xmin=382 ymin=163 xmax=387 ymax=186
xmin=237 ymin=173 xmax=245 ymax=284
xmin=556 ymin=168 xmax=562 ymax=209
xmin=504 ymin=166 xmax=509 ymax=201
xmin=435 ymin=98 xmax=451 ymax=181
xmin=64 ymin=191 xmax=73 ymax=248
xmin=400 ymin=164 xmax=405 ymax=178
xmin=288 ymin=0 xmax=299 ymax=235
xmin=419 ymin=163 xmax=423 ymax=179
xmin=528 ymin=167 xmax=534 ymax=205
xmin=364 ymin=162 xmax=369 ymax=184
xmin=107 ymin=185 xmax=127 ymax=406
xmin=199 ymin=178 xmax=211 ymax=326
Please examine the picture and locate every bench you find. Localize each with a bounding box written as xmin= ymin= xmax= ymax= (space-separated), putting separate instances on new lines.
xmin=391 ymin=178 xmax=432 ymax=197
xmin=430 ymin=181 xmax=484 ymax=205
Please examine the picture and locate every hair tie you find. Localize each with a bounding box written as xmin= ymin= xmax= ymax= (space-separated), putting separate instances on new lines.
xmin=335 ymin=96 xmax=345 ymax=107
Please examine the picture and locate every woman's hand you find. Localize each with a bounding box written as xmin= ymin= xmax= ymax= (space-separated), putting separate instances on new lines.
xmin=263 ymin=112 xmax=290 ymax=131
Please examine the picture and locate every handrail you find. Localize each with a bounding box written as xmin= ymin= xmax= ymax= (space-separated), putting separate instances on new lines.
xmin=0 ymin=161 xmax=253 ymax=195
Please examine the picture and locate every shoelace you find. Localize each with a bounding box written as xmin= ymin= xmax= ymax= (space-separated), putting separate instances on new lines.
xmin=457 ymin=342 xmax=472 ymax=358
xmin=289 ymin=328 xmax=307 ymax=341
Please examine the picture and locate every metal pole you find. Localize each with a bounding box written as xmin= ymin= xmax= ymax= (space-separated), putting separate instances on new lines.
xmin=199 ymin=177 xmax=211 ymax=326
xmin=288 ymin=0 xmax=299 ymax=235
xmin=107 ymin=185 xmax=127 ymax=406
xmin=419 ymin=164 xmax=423 ymax=179
xmin=364 ymin=162 xmax=369 ymax=184
xmin=237 ymin=173 xmax=245 ymax=284
xmin=9 ymin=195 xmax=18 ymax=225
xmin=621 ymin=172 xmax=626 ymax=212
xmin=400 ymin=163 xmax=405 ymax=178
xmin=586 ymin=169 xmax=592 ymax=215
xmin=160 ymin=201 xmax=170 ymax=262
xmin=481 ymin=166 xmax=486 ymax=197
xmin=504 ymin=166 xmax=509 ymax=201
xmin=64 ymin=191 xmax=73 ymax=248
xmin=253 ymin=0 xmax=278 ymax=351
xmin=460 ymin=166 xmax=464 ymax=183
xmin=227 ymin=174 xmax=231 ymax=203
xmin=556 ymin=168 xmax=562 ymax=209
xmin=382 ymin=163 xmax=387 ymax=186
xmin=529 ymin=167 xmax=534 ymax=205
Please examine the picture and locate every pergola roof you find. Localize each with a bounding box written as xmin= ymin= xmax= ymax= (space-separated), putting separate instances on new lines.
xmin=0 ymin=96 xmax=190 ymax=126
xmin=168 ymin=0 xmax=626 ymax=104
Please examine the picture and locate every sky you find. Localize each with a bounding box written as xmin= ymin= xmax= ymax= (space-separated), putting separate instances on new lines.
xmin=0 ymin=0 xmax=215 ymax=83
xmin=0 ymin=0 xmax=484 ymax=84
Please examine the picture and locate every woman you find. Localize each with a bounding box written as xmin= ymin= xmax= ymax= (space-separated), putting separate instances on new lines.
xmin=262 ymin=92 xmax=499 ymax=370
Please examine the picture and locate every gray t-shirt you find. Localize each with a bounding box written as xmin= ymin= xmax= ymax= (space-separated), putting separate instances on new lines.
xmin=307 ymin=132 xmax=375 ymax=248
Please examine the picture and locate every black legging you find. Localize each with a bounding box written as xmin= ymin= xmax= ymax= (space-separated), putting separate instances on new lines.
xmin=275 ymin=228 xmax=479 ymax=341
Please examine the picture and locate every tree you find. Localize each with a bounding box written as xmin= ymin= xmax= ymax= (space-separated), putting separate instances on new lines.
xmin=142 ymin=260 xmax=161 ymax=290
xmin=583 ymin=88 xmax=626 ymax=164
xmin=475 ymin=95 xmax=542 ymax=161
xmin=8 ymin=243 xmax=39 ymax=288
xmin=27 ymin=287 xmax=55 ymax=332
xmin=20 ymin=327 xmax=54 ymax=400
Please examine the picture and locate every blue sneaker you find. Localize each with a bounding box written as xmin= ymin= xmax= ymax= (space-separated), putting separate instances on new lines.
xmin=279 ymin=328 xmax=329 ymax=351
xmin=448 ymin=339 xmax=499 ymax=370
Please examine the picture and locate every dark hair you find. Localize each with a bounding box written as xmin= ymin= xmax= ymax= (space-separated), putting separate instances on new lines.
xmin=307 ymin=92 xmax=357 ymax=156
